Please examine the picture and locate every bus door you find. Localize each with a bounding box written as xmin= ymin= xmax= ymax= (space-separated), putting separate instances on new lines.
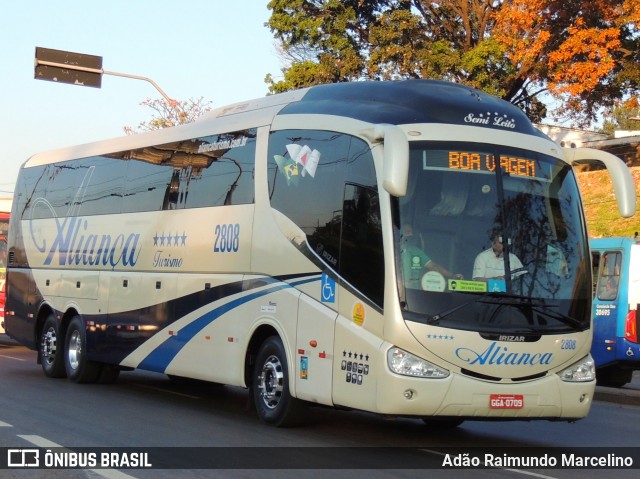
xmin=591 ymin=249 xmax=624 ymax=367
xmin=295 ymin=292 xmax=337 ymax=405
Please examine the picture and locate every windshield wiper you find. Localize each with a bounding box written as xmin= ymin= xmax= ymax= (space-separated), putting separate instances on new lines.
xmin=529 ymin=305 xmax=585 ymax=330
xmin=426 ymin=298 xmax=476 ymax=324
xmin=427 ymin=292 xmax=534 ymax=324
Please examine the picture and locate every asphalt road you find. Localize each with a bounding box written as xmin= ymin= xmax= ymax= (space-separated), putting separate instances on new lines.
xmin=1 ymin=334 xmax=638 ymax=479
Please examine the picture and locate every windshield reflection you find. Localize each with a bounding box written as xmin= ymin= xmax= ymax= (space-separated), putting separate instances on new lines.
xmin=395 ymin=141 xmax=590 ymax=333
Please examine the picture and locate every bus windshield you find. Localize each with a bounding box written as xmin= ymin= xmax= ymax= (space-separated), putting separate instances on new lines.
xmin=395 ymin=141 xmax=591 ymax=333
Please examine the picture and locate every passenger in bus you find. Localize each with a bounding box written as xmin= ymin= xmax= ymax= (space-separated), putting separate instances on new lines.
xmin=400 ymin=224 xmax=462 ymax=288
xmin=472 ymin=232 xmax=523 ymax=281
xmin=599 ymin=276 xmax=619 ymax=300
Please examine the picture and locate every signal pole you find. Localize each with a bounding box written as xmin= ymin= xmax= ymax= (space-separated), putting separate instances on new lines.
xmin=34 ymin=47 xmax=180 ymax=111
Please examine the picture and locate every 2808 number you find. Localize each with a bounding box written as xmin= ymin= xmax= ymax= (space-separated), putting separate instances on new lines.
xmin=214 ymin=223 xmax=240 ymax=253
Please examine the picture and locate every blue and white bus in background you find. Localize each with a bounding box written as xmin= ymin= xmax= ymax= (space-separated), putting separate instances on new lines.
xmin=4 ymin=80 xmax=637 ymax=427
xmin=590 ymin=237 xmax=640 ymax=387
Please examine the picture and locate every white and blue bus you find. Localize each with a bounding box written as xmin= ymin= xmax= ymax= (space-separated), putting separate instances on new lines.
xmin=5 ymin=80 xmax=636 ymax=426
xmin=590 ymin=237 xmax=640 ymax=387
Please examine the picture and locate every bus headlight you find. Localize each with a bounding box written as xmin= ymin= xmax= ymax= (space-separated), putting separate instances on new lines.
xmin=387 ymin=347 xmax=449 ymax=378
xmin=558 ymin=356 xmax=595 ymax=382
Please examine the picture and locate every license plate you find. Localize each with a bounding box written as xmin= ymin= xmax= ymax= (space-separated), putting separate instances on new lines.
xmin=489 ymin=394 xmax=524 ymax=409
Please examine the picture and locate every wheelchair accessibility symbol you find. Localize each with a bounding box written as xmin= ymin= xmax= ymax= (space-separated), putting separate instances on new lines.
xmin=321 ymin=273 xmax=336 ymax=303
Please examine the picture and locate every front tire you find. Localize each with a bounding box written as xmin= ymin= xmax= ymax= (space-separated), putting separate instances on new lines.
xmin=252 ymin=336 xmax=304 ymax=427
xmin=40 ymin=314 xmax=66 ymax=378
xmin=596 ymin=366 xmax=633 ymax=388
xmin=65 ymin=316 xmax=100 ymax=383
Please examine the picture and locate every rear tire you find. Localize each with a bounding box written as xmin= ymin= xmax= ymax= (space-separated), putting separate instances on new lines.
xmin=596 ymin=366 xmax=633 ymax=388
xmin=40 ymin=314 xmax=66 ymax=378
xmin=64 ymin=316 xmax=100 ymax=383
xmin=252 ymin=336 xmax=305 ymax=427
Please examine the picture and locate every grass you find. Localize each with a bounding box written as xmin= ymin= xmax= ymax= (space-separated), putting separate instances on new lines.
xmin=576 ymin=167 xmax=640 ymax=238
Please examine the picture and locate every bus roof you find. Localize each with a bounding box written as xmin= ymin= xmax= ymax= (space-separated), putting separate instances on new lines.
xmin=24 ymin=80 xmax=546 ymax=168
xmin=590 ymin=237 xmax=639 ymax=249
xmin=279 ymin=80 xmax=545 ymax=137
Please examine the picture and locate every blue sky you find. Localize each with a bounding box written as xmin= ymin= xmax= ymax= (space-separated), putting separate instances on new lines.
xmin=0 ymin=1 xmax=282 ymax=196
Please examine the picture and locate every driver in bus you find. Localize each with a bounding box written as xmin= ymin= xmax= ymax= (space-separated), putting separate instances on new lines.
xmin=473 ymin=232 xmax=523 ymax=281
xmin=400 ymin=224 xmax=462 ymax=288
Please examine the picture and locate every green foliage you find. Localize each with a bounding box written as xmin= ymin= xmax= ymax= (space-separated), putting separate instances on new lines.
xmin=601 ymin=101 xmax=640 ymax=137
xmin=265 ymin=0 xmax=640 ymax=125
xmin=578 ymin=168 xmax=640 ymax=237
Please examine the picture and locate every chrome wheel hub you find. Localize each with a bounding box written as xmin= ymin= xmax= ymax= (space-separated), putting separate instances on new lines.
xmin=258 ymin=355 xmax=284 ymax=409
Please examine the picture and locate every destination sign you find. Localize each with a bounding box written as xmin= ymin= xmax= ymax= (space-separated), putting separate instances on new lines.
xmin=421 ymin=149 xmax=549 ymax=179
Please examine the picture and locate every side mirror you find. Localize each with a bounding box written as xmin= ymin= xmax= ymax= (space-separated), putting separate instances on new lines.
xmin=563 ymin=147 xmax=636 ymax=218
xmin=361 ymin=124 xmax=409 ymax=197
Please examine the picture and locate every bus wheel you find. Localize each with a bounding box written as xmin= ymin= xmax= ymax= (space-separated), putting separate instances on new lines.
xmin=252 ymin=336 xmax=304 ymax=427
xmin=64 ymin=316 xmax=100 ymax=383
xmin=596 ymin=367 xmax=633 ymax=388
xmin=40 ymin=314 xmax=66 ymax=378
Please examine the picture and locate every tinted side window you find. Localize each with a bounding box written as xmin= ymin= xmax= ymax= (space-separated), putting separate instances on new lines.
xmin=597 ymin=251 xmax=621 ymax=301
xmin=78 ymin=156 xmax=125 ymax=216
xmin=24 ymin=162 xmax=87 ymax=219
xmin=268 ymin=130 xmax=350 ymax=267
xmin=184 ymin=131 xmax=256 ymax=208
xmin=122 ymin=158 xmax=174 ymax=213
xmin=123 ymin=131 xmax=256 ymax=213
xmin=268 ymin=130 xmax=383 ymax=307
xmin=46 ymin=163 xmax=84 ymax=217
xmin=20 ymin=165 xmax=50 ymax=219
xmin=341 ymin=184 xmax=383 ymax=306
xmin=341 ymin=139 xmax=383 ymax=306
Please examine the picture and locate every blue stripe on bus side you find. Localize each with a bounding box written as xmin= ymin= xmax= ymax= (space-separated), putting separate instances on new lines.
xmin=136 ymin=276 xmax=320 ymax=373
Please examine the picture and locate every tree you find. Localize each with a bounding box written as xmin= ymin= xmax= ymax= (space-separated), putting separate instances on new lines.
xmin=124 ymin=97 xmax=212 ymax=134
xmin=266 ymin=0 xmax=640 ymax=125
xmin=601 ymin=97 xmax=640 ymax=136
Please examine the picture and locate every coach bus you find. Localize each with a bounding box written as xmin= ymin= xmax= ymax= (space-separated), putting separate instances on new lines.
xmin=0 ymin=197 xmax=10 ymax=333
xmin=4 ymin=80 xmax=636 ymax=427
xmin=590 ymin=237 xmax=640 ymax=387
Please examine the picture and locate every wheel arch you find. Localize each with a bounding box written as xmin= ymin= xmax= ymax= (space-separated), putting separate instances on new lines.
xmin=244 ymin=324 xmax=279 ymax=388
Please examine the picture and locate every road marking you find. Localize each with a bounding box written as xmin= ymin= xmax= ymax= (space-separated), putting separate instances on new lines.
xmin=419 ymin=448 xmax=560 ymax=479
xmin=18 ymin=435 xmax=139 ymax=479
xmin=0 ymin=420 xmax=13 ymax=427
xmin=0 ymin=354 xmax=27 ymax=361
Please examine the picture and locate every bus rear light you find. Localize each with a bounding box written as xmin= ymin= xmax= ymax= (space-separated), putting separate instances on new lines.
xmin=624 ymin=309 xmax=638 ymax=343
